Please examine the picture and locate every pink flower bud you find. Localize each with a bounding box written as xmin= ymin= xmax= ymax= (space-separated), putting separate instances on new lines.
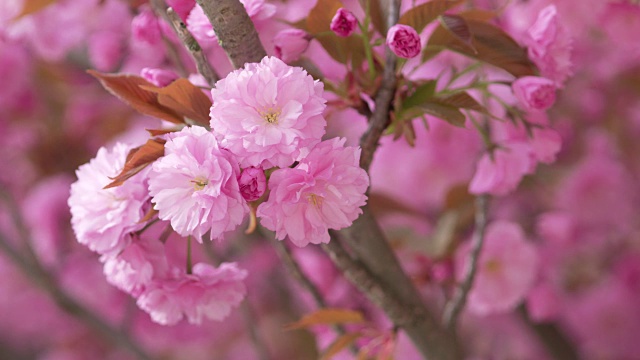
xmin=132 ymin=8 xmax=162 ymax=45
xmin=330 ymin=8 xmax=357 ymax=37
xmin=386 ymin=24 xmax=421 ymax=58
xmin=141 ymin=68 xmax=179 ymax=87
xmin=238 ymin=167 xmax=266 ymax=202
xmin=512 ymin=76 xmax=556 ymax=111
xmin=273 ymin=29 xmax=311 ymax=63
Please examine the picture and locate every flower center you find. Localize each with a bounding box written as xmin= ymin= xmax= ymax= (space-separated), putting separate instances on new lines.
xmin=484 ymin=259 xmax=502 ymax=274
xmin=259 ymin=107 xmax=281 ymax=124
xmin=191 ymin=177 xmax=209 ymax=191
xmin=307 ymin=193 xmax=324 ymax=208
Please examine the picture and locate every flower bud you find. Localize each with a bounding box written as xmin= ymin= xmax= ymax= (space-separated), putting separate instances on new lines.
xmin=512 ymin=76 xmax=556 ymax=111
xmin=273 ymin=29 xmax=311 ymax=63
xmin=330 ymin=8 xmax=357 ymax=37
xmin=131 ymin=8 xmax=162 ymax=45
xmin=386 ymin=24 xmax=421 ymax=59
xmin=141 ymin=68 xmax=179 ymax=87
xmin=238 ymin=167 xmax=267 ymax=202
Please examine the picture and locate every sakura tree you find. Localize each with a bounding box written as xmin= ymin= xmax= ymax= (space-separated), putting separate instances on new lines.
xmin=1 ymin=0 xmax=639 ymax=359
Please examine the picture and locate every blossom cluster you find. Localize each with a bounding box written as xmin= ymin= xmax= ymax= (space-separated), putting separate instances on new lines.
xmin=68 ymin=56 xmax=369 ymax=324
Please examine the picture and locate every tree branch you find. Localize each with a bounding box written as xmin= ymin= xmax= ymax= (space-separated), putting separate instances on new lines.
xmin=194 ymin=0 xmax=267 ymax=68
xmin=359 ymin=0 xmax=399 ymax=172
xmin=0 ymin=228 xmax=154 ymax=360
xmin=164 ymin=6 xmax=219 ymax=86
xmin=442 ymin=194 xmax=489 ymax=330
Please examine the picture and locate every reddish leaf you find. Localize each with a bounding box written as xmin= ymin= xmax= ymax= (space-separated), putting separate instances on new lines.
xmin=104 ymin=138 xmax=165 ymax=189
xmin=366 ymin=0 xmax=390 ymax=35
xmin=140 ymin=79 xmax=212 ymax=126
xmin=398 ymin=0 xmax=463 ymax=34
xmin=146 ymin=128 xmax=181 ymax=137
xmin=88 ymin=70 xmax=185 ymax=124
xmin=426 ymin=18 xmax=536 ymax=77
xmin=12 ymin=0 xmax=58 ymax=20
xmin=307 ymin=0 xmax=342 ymax=34
xmin=285 ymin=308 xmax=365 ymax=331
xmin=439 ymin=14 xmax=476 ymax=53
xmin=138 ymin=208 xmax=159 ymax=224
xmin=321 ymin=331 xmax=363 ymax=360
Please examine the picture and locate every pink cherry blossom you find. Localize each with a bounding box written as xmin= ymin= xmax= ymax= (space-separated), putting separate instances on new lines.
xmin=512 ymin=76 xmax=557 ymax=111
xmin=102 ymin=236 xmax=168 ymax=297
xmin=330 ymin=8 xmax=358 ymax=37
xmin=137 ymin=262 xmax=247 ymax=325
xmin=386 ymin=24 xmax=421 ymax=59
xmin=68 ymin=143 xmax=149 ymax=256
xmin=88 ymin=31 xmax=124 ymax=72
xmin=141 ymin=67 xmax=179 ymax=87
xmin=238 ymin=167 xmax=266 ymax=202
xmin=457 ymin=220 xmax=538 ymax=315
xmin=469 ymin=142 xmax=535 ymax=196
xmin=131 ymin=8 xmax=162 ymax=45
xmin=273 ymin=29 xmax=311 ymax=63
xmin=148 ymin=126 xmax=249 ymax=241
xmin=526 ymin=5 xmax=573 ymax=86
xmin=257 ymin=138 xmax=369 ymax=247
xmin=210 ymin=56 xmax=327 ymax=168
xmin=530 ymin=127 xmax=562 ymax=164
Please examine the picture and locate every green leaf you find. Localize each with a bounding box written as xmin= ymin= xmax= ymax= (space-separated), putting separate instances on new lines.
xmin=402 ymin=80 xmax=437 ymax=109
xmin=316 ymin=33 xmax=367 ymax=68
xmin=419 ymin=102 xmax=466 ymax=127
xmin=398 ymin=0 xmax=463 ymax=34
xmin=426 ymin=17 xmax=536 ymax=77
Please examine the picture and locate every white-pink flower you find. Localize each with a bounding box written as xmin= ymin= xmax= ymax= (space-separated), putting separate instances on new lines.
xmin=456 ymin=220 xmax=539 ymax=315
xmin=257 ymin=138 xmax=369 ymax=247
xmin=148 ymin=126 xmax=248 ymax=241
xmin=210 ymin=56 xmax=327 ymax=168
xmin=102 ymin=236 xmax=169 ymax=297
xmin=68 ymin=143 xmax=149 ymax=256
xmin=469 ymin=142 xmax=535 ymax=196
xmin=526 ymin=5 xmax=573 ymax=86
xmin=137 ymin=262 xmax=247 ymax=325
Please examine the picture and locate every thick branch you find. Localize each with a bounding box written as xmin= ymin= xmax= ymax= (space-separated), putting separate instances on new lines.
xmin=194 ymin=0 xmax=266 ymax=68
xmin=442 ymin=195 xmax=489 ymax=330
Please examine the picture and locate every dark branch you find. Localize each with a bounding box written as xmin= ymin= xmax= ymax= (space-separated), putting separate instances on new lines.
xmin=194 ymin=0 xmax=267 ymax=68
xmin=442 ymin=195 xmax=489 ymax=330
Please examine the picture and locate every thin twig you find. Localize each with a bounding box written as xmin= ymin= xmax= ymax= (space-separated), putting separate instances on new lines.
xmin=149 ymin=0 xmax=189 ymax=77
xmin=201 ymin=238 xmax=272 ymax=360
xmin=240 ymin=300 xmax=272 ymax=360
xmin=0 ymin=231 xmax=154 ymax=360
xmin=165 ymin=7 xmax=219 ymax=86
xmin=442 ymin=195 xmax=489 ymax=330
xmin=268 ymin=236 xmax=356 ymax=354
xmin=271 ymin=239 xmax=327 ymax=308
